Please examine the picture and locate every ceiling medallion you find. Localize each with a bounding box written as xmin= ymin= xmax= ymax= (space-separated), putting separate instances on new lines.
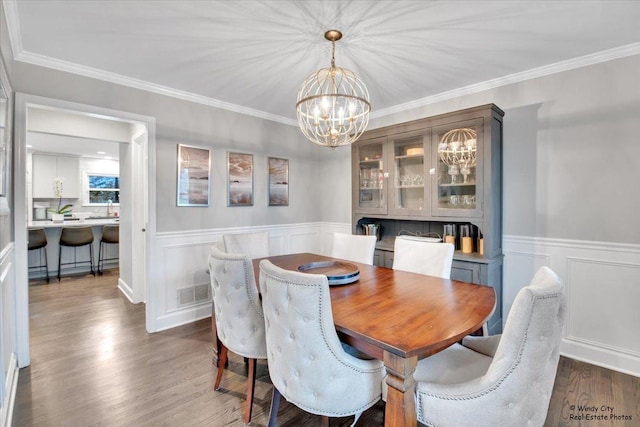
xmin=296 ymin=30 xmax=371 ymax=148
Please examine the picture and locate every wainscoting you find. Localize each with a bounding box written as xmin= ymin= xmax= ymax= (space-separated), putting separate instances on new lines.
xmin=1 ymin=242 xmax=18 ymax=427
xmin=504 ymin=235 xmax=640 ymax=377
xmin=153 ymin=222 xmax=350 ymax=332
xmin=152 ymin=225 xmax=639 ymax=377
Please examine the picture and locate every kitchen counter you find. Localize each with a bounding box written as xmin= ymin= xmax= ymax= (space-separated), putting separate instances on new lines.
xmin=27 ymin=218 xmax=120 ymax=279
xmin=28 ymin=217 xmax=119 ymax=229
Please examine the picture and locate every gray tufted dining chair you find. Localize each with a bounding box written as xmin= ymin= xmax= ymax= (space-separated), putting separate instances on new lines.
xmin=409 ymin=266 xmax=566 ymax=427
xmin=392 ymin=236 xmax=455 ymax=279
xmin=223 ymin=231 xmax=270 ymax=261
xmin=208 ymin=246 xmax=267 ymax=424
xmin=259 ymin=260 xmax=385 ymax=427
xmin=330 ymin=232 xmax=377 ymax=265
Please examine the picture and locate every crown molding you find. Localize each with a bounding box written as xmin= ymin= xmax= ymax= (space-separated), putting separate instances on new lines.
xmin=2 ymin=0 xmax=297 ymax=127
xmin=4 ymin=0 xmax=639 ymax=126
xmin=13 ymin=50 xmax=298 ymax=126
xmin=2 ymin=0 xmax=22 ymax=59
xmin=371 ymin=42 xmax=640 ymax=119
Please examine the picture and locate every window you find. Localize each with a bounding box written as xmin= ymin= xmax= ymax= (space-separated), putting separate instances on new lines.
xmin=88 ymin=174 xmax=120 ymax=204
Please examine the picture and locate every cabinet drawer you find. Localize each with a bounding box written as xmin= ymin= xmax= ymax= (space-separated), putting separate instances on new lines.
xmin=451 ymin=260 xmax=481 ymax=284
xmin=373 ymin=249 xmax=383 ymax=267
xmin=383 ymin=251 xmax=394 ymax=269
xmin=373 ymin=249 xmax=394 ymax=268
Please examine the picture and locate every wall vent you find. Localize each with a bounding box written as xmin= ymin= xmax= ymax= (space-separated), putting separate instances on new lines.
xmin=194 ymin=283 xmax=210 ymax=302
xmin=177 ymin=283 xmax=211 ymax=307
xmin=177 ymin=287 xmax=194 ymax=306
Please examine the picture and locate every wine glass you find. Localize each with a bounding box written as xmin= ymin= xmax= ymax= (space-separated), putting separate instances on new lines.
xmin=448 ymin=164 xmax=459 ymax=184
xmin=460 ymin=161 xmax=471 ymax=183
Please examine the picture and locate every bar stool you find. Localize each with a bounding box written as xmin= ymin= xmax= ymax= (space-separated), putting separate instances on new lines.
xmin=98 ymin=224 xmax=119 ymax=274
xmin=58 ymin=226 xmax=95 ymax=281
xmin=28 ymin=228 xmax=49 ymax=283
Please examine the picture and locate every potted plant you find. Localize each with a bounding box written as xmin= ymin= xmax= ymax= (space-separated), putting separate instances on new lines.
xmin=49 ymin=177 xmax=73 ymax=222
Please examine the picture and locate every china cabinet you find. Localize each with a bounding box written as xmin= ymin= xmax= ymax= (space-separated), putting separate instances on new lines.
xmin=352 ymin=104 xmax=504 ymax=334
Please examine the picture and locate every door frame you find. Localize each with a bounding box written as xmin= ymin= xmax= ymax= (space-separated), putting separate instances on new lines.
xmin=130 ymin=129 xmax=147 ymax=304
xmin=13 ymin=93 xmax=157 ymax=367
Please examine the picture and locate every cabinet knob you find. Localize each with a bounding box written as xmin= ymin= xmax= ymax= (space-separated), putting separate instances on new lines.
xmin=429 ymin=168 xmax=436 ymax=175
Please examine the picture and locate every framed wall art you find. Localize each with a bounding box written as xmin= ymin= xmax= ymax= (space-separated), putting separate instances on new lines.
xmin=227 ymin=152 xmax=253 ymax=206
xmin=268 ymin=157 xmax=289 ymax=206
xmin=177 ymin=144 xmax=211 ymax=206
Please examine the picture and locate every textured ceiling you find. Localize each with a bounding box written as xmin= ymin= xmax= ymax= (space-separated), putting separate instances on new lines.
xmin=6 ymin=1 xmax=640 ymax=124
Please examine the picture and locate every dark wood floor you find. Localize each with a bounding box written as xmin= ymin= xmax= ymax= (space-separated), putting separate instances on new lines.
xmin=12 ymin=272 xmax=639 ymax=426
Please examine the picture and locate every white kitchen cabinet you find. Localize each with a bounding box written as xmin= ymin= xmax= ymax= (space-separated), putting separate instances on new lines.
xmin=32 ymin=154 xmax=80 ymax=198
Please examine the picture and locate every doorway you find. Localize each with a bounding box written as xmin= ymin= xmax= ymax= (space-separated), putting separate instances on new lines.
xmin=13 ymin=93 xmax=157 ymax=367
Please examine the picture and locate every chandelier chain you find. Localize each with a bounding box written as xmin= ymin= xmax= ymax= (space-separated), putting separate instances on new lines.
xmin=330 ymin=40 xmax=336 ymax=69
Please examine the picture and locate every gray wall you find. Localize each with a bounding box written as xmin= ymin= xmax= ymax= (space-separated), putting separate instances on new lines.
xmin=368 ymin=54 xmax=640 ymax=244
xmin=317 ymin=151 xmax=352 ymax=224
xmin=1 ymin=38 xmax=337 ymax=232
xmin=3 ymin=3 xmax=639 ymax=242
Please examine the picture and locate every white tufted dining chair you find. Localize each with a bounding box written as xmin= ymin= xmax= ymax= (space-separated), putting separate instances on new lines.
xmin=259 ymin=260 xmax=385 ymax=427
xmin=330 ymin=232 xmax=377 ymax=265
xmin=223 ymin=231 xmax=270 ymax=261
xmin=208 ymin=246 xmax=267 ymax=424
xmin=392 ymin=235 xmax=455 ymax=279
xmin=409 ymin=266 xmax=566 ymax=427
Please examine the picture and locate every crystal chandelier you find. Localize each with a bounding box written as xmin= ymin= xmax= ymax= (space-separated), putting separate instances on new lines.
xmin=296 ymin=30 xmax=371 ymax=148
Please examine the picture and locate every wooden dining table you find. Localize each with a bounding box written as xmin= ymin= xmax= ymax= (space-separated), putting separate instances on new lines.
xmin=212 ymin=252 xmax=496 ymax=427
xmin=265 ymin=253 xmax=496 ymax=426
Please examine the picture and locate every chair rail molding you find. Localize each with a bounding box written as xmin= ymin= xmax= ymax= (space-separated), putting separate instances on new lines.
xmin=151 ymin=228 xmax=640 ymax=376
xmin=153 ymin=222 xmax=348 ymax=332
xmin=504 ymin=235 xmax=640 ymax=377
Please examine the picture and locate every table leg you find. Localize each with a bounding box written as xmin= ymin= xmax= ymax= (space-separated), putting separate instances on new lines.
xmin=211 ymin=301 xmax=221 ymax=367
xmin=383 ymin=351 xmax=417 ymax=427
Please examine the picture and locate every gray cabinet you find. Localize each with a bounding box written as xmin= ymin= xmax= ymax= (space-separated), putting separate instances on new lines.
xmin=353 ymin=104 xmax=504 ymax=335
xmin=374 ymin=249 xmax=395 ymax=269
xmin=451 ymin=258 xmax=502 ymax=334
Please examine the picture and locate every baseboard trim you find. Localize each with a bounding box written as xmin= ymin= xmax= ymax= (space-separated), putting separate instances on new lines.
xmin=504 ymin=234 xmax=640 ymax=377
xmin=155 ymin=301 xmax=212 ymax=333
xmin=562 ymin=338 xmax=640 ymax=378
xmin=118 ymin=278 xmax=134 ymax=303
xmin=1 ymin=353 xmax=18 ymax=427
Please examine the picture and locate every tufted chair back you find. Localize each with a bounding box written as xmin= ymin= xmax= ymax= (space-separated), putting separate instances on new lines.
xmin=208 ymin=246 xmax=266 ymax=359
xmin=259 ymin=259 xmax=385 ymax=420
xmin=392 ymin=236 xmax=455 ymax=279
xmin=223 ymin=231 xmax=270 ymax=261
xmin=415 ymin=266 xmax=566 ymax=427
xmin=330 ymin=232 xmax=377 ymax=265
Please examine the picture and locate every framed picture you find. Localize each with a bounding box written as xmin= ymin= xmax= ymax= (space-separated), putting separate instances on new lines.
xmin=268 ymin=157 xmax=289 ymax=206
xmin=227 ymin=152 xmax=253 ymax=206
xmin=177 ymin=144 xmax=211 ymax=206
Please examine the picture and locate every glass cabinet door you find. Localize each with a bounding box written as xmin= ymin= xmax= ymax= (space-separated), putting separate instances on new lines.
xmin=390 ymin=132 xmax=428 ymax=215
xmin=356 ymin=140 xmax=386 ymax=213
xmin=432 ymin=119 xmax=483 ymax=217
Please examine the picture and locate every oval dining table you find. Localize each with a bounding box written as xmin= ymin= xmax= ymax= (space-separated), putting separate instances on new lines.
xmin=212 ymin=252 xmax=496 ymax=427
